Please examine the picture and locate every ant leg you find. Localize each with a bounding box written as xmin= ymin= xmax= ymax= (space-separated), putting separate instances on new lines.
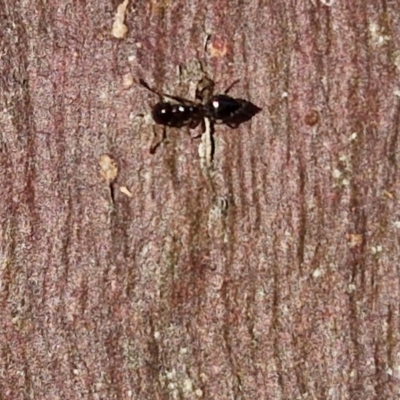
xmin=195 ymin=76 xmax=215 ymax=103
xmin=190 ymin=130 xmax=202 ymax=139
xmin=224 ymin=79 xmax=240 ymax=94
xmin=193 ymin=121 xmax=204 ymax=139
xmin=188 ymin=118 xmax=202 ymax=138
xmin=139 ymin=79 xmax=195 ymax=105
xmin=189 ymin=117 xmax=201 ymax=130
xmin=149 ymin=126 xmax=166 ymax=154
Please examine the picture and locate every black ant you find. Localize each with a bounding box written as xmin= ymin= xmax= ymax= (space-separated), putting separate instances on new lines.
xmin=139 ymin=76 xmax=261 ymax=153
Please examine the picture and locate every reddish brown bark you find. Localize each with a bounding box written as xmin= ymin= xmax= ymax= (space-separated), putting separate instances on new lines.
xmin=1 ymin=0 xmax=400 ymax=398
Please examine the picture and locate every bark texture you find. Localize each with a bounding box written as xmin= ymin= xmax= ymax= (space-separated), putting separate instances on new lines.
xmin=1 ymin=0 xmax=400 ymax=399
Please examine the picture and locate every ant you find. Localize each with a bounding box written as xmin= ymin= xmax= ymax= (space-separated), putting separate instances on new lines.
xmin=139 ymin=76 xmax=261 ymax=153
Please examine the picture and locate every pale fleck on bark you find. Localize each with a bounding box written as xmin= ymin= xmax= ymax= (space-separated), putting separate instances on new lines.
xmin=112 ymin=0 xmax=129 ymax=39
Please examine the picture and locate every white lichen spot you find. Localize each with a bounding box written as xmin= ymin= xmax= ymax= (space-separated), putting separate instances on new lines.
xmin=183 ymin=378 xmax=193 ymax=393
xmin=393 ymin=220 xmax=400 ymax=229
xmin=369 ymin=22 xmax=390 ymax=47
xmin=99 ymin=154 xmax=118 ymax=184
xmin=122 ymin=73 xmax=134 ymax=89
xmin=371 ymin=245 xmax=383 ymax=254
xmin=332 ymin=169 xmax=342 ymax=179
xmin=342 ymin=178 xmax=350 ymax=186
xmin=199 ymin=372 xmax=208 ymax=382
xmin=143 ymin=113 xmax=153 ymax=124
xmin=348 ymin=284 xmax=356 ymax=293
xmin=392 ymin=51 xmax=400 ymax=71
xmin=312 ymin=268 xmax=323 ymax=278
xmin=166 ymin=369 xmax=176 ymax=380
xmin=349 ymin=132 xmax=358 ymax=141
xmin=195 ymin=388 xmax=204 ymax=397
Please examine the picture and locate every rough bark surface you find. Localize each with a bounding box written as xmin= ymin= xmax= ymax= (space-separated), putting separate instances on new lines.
xmin=1 ymin=1 xmax=400 ymax=399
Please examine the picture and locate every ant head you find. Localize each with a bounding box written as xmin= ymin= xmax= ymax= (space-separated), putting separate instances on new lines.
xmin=152 ymin=102 xmax=173 ymax=125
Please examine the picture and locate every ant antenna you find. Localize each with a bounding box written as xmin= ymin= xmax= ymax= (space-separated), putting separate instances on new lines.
xmin=139 ymin=79 xmax=162 ymax=99
xmin=139 ymin=78 xmax=195 ymax=105
xmin=223 ymin=79 xmax=241 ymax=94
